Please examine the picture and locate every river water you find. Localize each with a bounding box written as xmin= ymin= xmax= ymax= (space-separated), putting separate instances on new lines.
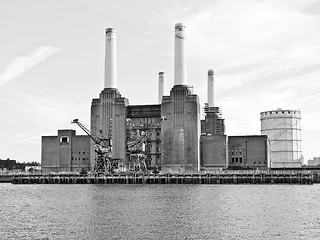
xmin=1 ymin=183 xmax=320 ymax=239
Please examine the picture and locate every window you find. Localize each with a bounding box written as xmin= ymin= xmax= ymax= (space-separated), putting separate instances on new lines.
xmin=60 ymin=136 xmax=69 ymax=143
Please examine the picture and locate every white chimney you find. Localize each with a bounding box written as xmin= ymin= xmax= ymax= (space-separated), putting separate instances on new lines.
xmin=104 ymin=28 xmax=117 ymax=89
xmin=174 ymin=23 xmax=187 ymax=86
xmin=208 ymin=69 xmax=215 ymax=107
xmin=158 ymin=72 xmax=166 ymax=103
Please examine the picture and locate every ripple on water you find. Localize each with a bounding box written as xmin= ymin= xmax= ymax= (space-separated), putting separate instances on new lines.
xmin=1 ymin=184 xmax=320 ymax=239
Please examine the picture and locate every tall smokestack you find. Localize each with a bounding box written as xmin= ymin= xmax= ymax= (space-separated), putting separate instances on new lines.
xmin=208 ymin=69 xmax=215 ymax=107
xmin=174 ymin=23 xmax=187 ymax=86
xmin=158 ymin=72 xmax=166 ymax=103
xmin=104 ymin=28 xmax=117 ymax=89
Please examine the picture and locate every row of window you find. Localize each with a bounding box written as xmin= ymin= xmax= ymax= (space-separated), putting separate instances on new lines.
xmin=76 ymin=152 xmax=87 ymax=154
xmin=231 ymin=158 xmax=266 ymax=165
xmin=72 ymin=157 xmax=88 ymax=161
xmin=231 ymin=157 xmax=243 ymax=163
xmin=261 ymin=111 xmax=297 ymax=115
xmin=231 ymin=145 xmax=243 ymax=150
xmin=231 ymin=150 xmax=242 ymax=156
xmin=253 ymin=162 xmax=266 ymax=165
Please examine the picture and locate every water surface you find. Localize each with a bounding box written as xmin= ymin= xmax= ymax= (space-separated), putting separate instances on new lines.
xmin=1 ymin=184 xmax=319 ymax=239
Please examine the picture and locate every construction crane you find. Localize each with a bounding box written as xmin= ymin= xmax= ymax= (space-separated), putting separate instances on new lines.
xmin=71 ymin=119 xmax=123 ymax=173
xmin=126 ymin=119 xmax=160 ymax=172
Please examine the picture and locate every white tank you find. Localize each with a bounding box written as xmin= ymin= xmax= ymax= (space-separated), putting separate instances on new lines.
xmin=260 ymin=109 xmax=302 ymax=168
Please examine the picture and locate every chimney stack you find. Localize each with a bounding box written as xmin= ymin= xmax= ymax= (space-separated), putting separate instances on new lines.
xmin=158 ymin=72 xmax=166 ymax=104
xmin=104 ymin=28 xmax=117 ymax=89
xmin=174 ymin=23 xmax=187 ymax=86
xmin=208 ymin=69 xmax=215 ymax=107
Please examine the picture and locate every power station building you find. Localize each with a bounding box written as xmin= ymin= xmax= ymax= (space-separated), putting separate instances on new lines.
xmin=90 ymin=24 xmax=202 ymax=173
xmin=41 ymin=23 xmax=274 ymax=172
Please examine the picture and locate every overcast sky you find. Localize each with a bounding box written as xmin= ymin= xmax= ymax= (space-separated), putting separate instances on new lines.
xmin=1 ymin=0 xmax=320 ymax=163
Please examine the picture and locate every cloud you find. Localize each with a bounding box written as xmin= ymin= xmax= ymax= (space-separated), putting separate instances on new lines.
xmin=0 ymin=134 xmax=39 ymax=148
xmin=0 ymin=46 xmax=61 ymax=86
xmin=185 ymin=0 xmax=320 ymax=71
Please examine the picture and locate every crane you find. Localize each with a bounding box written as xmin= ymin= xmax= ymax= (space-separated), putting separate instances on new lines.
xmin=71 ymin=119 xmax=123 ymax=173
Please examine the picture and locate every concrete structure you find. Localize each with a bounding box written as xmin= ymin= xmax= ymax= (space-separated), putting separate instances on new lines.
xmin=41 ymin=130 xmax=90 ymax=172
xmin=161 ymin=85 xmax=200 ymax=172
xmin=260 ymin=109 xmax=302 ymax=168
xmin=228 ymin=135 xmax=271 ymax=169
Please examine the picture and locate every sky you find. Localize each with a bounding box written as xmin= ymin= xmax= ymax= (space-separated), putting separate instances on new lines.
xmin=0 ymin=0 xmax=320 ymax=163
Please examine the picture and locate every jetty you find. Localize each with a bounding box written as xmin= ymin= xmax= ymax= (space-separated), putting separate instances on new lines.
xmin=11 ymin=171 xmax=314 ymax=185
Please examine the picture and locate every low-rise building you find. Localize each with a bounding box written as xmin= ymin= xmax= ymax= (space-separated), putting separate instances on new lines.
xmin=307 ymin=157 xmax=320 ymax=166
xmin=41 ymin=130 xmax=90 ymax=172
xmin=0 ymin=159 xmax=16 ymax=171
xmin=228 ymin=135 xmax=270 ymax=169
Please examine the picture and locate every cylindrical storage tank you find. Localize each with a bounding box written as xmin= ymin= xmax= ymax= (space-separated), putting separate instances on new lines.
xmin=260 ymin=109 xmax=302 ymax=168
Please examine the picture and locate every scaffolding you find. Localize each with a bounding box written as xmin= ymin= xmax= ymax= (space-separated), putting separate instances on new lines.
xmin=126 ymin=119 xmax=160 ymax=172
